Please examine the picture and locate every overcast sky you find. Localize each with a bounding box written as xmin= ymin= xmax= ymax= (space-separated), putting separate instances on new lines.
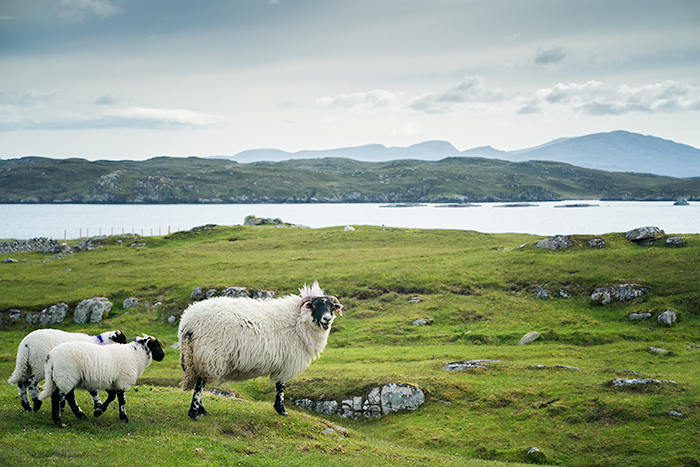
xmin=1 ymin=0 xmax=699 ymax=160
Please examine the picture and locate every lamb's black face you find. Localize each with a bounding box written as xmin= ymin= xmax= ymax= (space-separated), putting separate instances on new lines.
xmin=147 ymin=338 xmax=165 ymax=362
xmin=306 ymin=296 xmax=343 ymax=331
xmin=111 ymin=331 xmax=127 ymax=344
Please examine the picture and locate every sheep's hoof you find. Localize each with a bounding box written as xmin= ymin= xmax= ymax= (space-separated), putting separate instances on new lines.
xmin=32 ymin=401 xmax=42 ymax=412
xmin=21 ymin=402 xmax=32 ymax=412
xmin=76 ymin=412 xmax=88 ymax=420
xmin=120 ymin=415 xmax=129 ymax=423
xmin=94 ymin=408 xmax=104 ymax=418
xmin=188 ymin=410 xmax=201 ymax=421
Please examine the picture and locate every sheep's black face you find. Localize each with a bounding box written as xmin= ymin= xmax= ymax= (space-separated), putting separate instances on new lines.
xmin=111 ymin=331 xmax=127 ymax=344
xmin=307 ymin=296 xmax=343 ymax=331
xmin=147 ymin=338 xmax=165 ymax=362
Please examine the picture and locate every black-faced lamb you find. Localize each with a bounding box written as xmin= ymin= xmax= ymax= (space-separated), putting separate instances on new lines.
xmin=178 ymin=281 xmax=343 ymax=420
xmin=8 ymin=329 xmax=126 ymax=413
xmin=39 ymin=334 xmax=165 ymax=424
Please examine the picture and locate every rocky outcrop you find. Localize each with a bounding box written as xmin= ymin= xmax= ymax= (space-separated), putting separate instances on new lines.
xmin=591 ymin=284 xmax=649 ymax=305
xmin=294 ymin=383 xmax=425 ymax=420
xmin=190 ymin=286 xmax=276 ymax=301
xmin=73 ymin=297 xmax=113 ymax=324
xmin=625 ymin=226 xmax=664 ymax=246
xmin=39 ymin=303 xmax=69 ymax=325
xmin=536 ymin=235 xmax=573 ymax=251
xmin=0 ymin=238 xmax=61 ymax=255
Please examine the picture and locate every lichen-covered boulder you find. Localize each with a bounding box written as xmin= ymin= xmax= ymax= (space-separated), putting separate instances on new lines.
xmin=536 ymin=235 xmax=573 ymax=250
xmin=657 ymin=310 xmax=677 ymax=326
xmin=74 ymin=297 xmax=113 ymax=324
xmin=221 ymin=287 xmax=249 ymax=298
xmin=591 ymin=284 xmax=649 ymax=305
xmin=625 ymin=226 xmax=664 ymax=246
xmin=123 ymin=297 xmax=139 ymax=309
xmin=39 ymin=303 xmax=69 ymax=325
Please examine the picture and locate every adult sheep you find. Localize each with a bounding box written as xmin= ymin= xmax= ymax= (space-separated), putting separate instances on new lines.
xmin=39 ymin=334 xmax=165 ymax=425
xmin=178 ymin=281 xmax=343 ymax=420
xmin=8 ymin=329 xmax=126 ymax=413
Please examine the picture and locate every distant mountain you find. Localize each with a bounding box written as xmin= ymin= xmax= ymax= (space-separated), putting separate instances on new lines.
xmin=213 ymin=141 xmax=461 ymax=163
xmin=495 ymin=131 xmax=700 ymax=178
xmin=214 ymin=131 xmax=700 ymax=178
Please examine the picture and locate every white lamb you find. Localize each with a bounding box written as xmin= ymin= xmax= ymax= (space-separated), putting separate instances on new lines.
xmin=39 ymin=334 xmax=165 ymax=424
xmin=178 ymin=281 xmax=343 ymax=419
xmin=8 ymin=329 xmax=126 ymax=413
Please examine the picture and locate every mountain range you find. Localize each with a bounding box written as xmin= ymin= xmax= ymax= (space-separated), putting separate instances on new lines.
xmin=213 ymin=131 xmax=700 ymax=179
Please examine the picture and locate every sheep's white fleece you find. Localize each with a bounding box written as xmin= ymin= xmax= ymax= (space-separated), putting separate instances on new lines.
xmin=8 ymin=329 xmax=122 ymax=387
xmin=39 ymin=340 xmax=154 ymax=399
xmin=178 ymin=295 xmax=330 ymax=390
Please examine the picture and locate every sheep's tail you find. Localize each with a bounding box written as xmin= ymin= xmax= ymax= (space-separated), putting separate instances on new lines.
xmin=7 ymin=342 xmax=30 ymax=386
xmin=178 ymin=329 xmax=197 ymax=391
xmin=38 ymin=357 xmax=56 ymax=401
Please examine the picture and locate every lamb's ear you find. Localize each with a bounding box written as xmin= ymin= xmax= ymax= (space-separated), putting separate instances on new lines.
xmin=330 ymin=296 xmax=343 ymax=316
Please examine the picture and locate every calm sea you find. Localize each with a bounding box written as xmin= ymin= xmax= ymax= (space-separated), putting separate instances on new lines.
xmin=1 ymin=201 xmax=698 ymax=240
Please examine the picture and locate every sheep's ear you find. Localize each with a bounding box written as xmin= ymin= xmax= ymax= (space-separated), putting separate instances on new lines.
xmin=330 ymin=296 xmax=343 ymax=316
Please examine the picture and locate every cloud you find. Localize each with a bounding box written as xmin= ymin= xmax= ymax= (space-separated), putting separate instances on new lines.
xmin=95 ymin=93 xmax=119 ymax=105
xmin=0 ymin=16 xmax=17 ymax=20
xmin=0 ymin=106 xmax=226 ymax=131
xmin=316 ymin=90 xmax=401 ymax=115
xmin=0 ymin=90 xmax=58 ymax=107
xmin=518 ymin=80 xmax=700 ymax=115
xmin=410 ymin=75 xmax=511 ymax=114
xmin=54 ymin=0 xmax=123 ymax=23
xmin=391 ymin=122 xmax=420 ymax=135
xmin=534 ymin=45 xmax=568 ymax=67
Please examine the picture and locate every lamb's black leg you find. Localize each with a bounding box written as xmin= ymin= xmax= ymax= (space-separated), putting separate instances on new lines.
xmin=117 ymin=390 xmax=128 ymax=423
xmin=51 ymin=389 xmax=64 ymax=425
xmin=27 ymin=376 xmax=42 ymax=412
xmin=89 ymin=390 xmax=102 ymax=412
xmin=18 ymin=379 xmax=32 ymax=412
xmin=274 ymin=381 xmax=288 ymax=416
xmin=188 ymin=377 xmax=207 ymax=420
xmin=65 ymin=390 xmax=87 ymax=420
xmin=95 ymin=389 xmax=116 ymax=417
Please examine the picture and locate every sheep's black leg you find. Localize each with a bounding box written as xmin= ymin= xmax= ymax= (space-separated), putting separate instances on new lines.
xmin=51 ymin=389 xmax=64 ymax=425
xmin=17 ymin=379 xmax=32 ymax=412
xmin=89 ymin=390 xmax=102 ymax=412
xmin=65 ymin=390 xmax=87 ymax=420
xmin=274 ymin=381 xmax=288 ymax=416
xmin=188 ymin=377 xmax=207 ymax=420
xmin=117 ymin=390 xmax=128 ymax=423
xmin=95 ymin=389 xmax=116 ymax=417
xmin=28 ymin=376 xmax=42 ymax=412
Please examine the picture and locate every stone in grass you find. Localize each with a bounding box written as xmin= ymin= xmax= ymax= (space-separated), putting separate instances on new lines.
xmin=657 ymin=310 xmax=677 ymax=326
xmin=536 ymin=235 xmax=573 ymax=251
xmin=517 ymin=331 xmax=541 ymax=346
xmin=123 ymin=297 xmax=139 ymax=309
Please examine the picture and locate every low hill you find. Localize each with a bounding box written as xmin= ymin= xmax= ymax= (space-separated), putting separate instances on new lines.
xmin=1 ymin=155 xmax=698 ymax=204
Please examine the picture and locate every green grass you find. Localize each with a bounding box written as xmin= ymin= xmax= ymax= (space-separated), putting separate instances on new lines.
xmin=1 ymin=225 xmax=699 ymax=466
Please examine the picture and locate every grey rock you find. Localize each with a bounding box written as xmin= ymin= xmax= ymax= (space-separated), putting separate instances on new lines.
xmin=221 ymin=287 xmax=248 ymax=298
xmin=536 ymin=235 xmax=573 ymax=250
xmin=629 ymin=312 xmax=652 ymax=320
xmin=74 ymin=297 xmax=113 ymax=324
xmin=0 ymin=237 xmax=60 ymax=255
xmin=657 ymin=310 xmax=677 ymax=326
xmin=408 ymin=296 xmax=421 ymax=303
xmin=168 ymin=315 xmax=177 ymax=324
xmin=123 ymin=297 xmax=139 ymax=309
xmin=3 ymin=257 xmax=18 ymax=263
xmin=443 ymin=359 xmax=500 ymax=371
xmin=625 ymin=226 xmax=664 ymax=245
xmin=666 ymin=237 xmax=686 ymax=247
xmin=559 ymin=289 xmax=571 ymax=298
xmin=517 ymin=331 xmax=541 ymax=346
xmin=9 ymin=309 xmax=22 ymax=320
xmin=209 ymin=388 xmax=236 ymax=398
xmin=587 ymin=238 xmax=605 ymax=248
xmin=527 ymin=447 xmax=540 ymax=455
xmin=611 ymin=378 xmax=676 ymax=386
xmin=531 ymin=364 xmax=579 ymax=370
xmin=535 ymin=286 xmax=550 ymax=299
xmin=413 ymin=318 xmax=433 ymax=326
xmin=590 ymin=284 xmax=649 ymax=305
xmin=206 ymin=289 xmax=218 ymax=299
xmin=190 ymin=286 xmax=206 ymax=301
xmin=649 ymin=346 xmax=667 ymax=354
xmin=39 ymin=303 xmax=69 ymax=325
xmin=244 ymin=215 xmax=283 ymax=226
xmin=381 ymin=383 xmax=425 ymax=415
xmin=668 ymin=410 xmax=683 ymax=417
xmin=252 ymin=290 xmax=276 ymax=300
xmin=26 ymin=313 xmax=39 ymax=325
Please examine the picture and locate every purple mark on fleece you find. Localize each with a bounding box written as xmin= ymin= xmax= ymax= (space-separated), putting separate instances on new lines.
xmin=299 ymin=281 xmax=324 ymax=298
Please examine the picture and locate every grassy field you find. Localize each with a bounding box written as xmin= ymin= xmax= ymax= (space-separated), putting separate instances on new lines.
xmin=1 ymin=225 xmax=699 ymax=466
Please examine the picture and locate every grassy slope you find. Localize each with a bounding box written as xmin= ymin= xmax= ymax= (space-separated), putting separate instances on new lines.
xmin=1 ymin=226 xmax=699 ymax=466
